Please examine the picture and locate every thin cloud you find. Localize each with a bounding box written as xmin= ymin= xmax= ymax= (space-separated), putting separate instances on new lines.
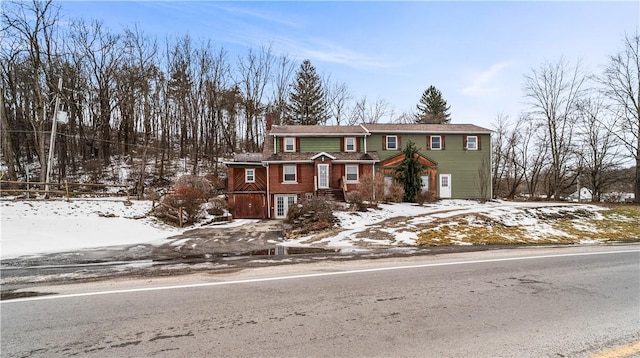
xmin=298 ymin=39 xmax=395 ymax=69
xmin=461 ymin=61 xmax=514 ymax=97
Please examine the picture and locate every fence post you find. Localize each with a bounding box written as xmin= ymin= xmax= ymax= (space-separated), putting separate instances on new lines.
xmin=65 ymin=180 xmax=70 ymax=202
xmin=179 ymin=207 xmax=183 ymax=228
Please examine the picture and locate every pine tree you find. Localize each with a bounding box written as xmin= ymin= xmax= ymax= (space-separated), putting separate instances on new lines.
xmin=286 ymin=59 xmax=327 ymax=125
xmin=395 ymin=140 xmax=427 ymax=202
xmin=416 ymin=85 xmax=451 ymax=124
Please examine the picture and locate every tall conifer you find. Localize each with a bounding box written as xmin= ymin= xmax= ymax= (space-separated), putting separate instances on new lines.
xmin=286 ymin=59 xmax=327 ymax=125
xmin=395 ymin=140 xmax=427 ymax=202
xmin=416 ymin=85 xmax=451 ymax=124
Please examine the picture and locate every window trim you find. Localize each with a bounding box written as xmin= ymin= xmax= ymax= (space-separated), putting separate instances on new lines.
xmin=283 ymin=164 xmax=297 ymax=183
xmin=466 ymin=135 xmax=478 ymax=150
xmin=430 ymin=135 xmax=442 ymax=150
xmin=284 ymin=137 xmax=296 ymax=152
xmin=345 ymin=137 xmax=356 ymax=152
xmin=345 ymin=164 xmax=359 ymax=183
xmin=245 ymin=168 xmax=255 ymax=183
xmin=386 ymin=135 xmax=398 ymax=150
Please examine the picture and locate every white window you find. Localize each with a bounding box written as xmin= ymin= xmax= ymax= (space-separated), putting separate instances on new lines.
xmin=283 ymin=165 xmax=297 ymax=183
xmin=466 ymin=136 xmax=478 ymax=150
xmin=431 ymin=136 xmax=442 ymax=150
xmin=345 ymin=137 xmax=356 ymax=152
xmin=345 ymin=165 xmax=359 ymax=182
xmin=245 ymin=168 xmax=255 ymax=183
xmin=420 ymin=175 xmax=429 ymax=192
xmin=386 ymin=135 xmax=398 ymax=150
xmin=284 ymin=137 xmax=296 ymax=152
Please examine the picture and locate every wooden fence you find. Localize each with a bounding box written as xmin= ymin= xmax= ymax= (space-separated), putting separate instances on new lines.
xmin=0 ymin=180 xmax=130 ymax=200
xmin=150 ymin=200 xmax=185 ymax=228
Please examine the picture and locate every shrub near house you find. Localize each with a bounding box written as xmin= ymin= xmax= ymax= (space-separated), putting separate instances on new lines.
xmin=226 ymin=122 xmax=492 ymax=219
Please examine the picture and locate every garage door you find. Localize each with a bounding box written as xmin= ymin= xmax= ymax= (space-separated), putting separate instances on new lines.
xmin=233 ymin=193 xmax=266 ymax=219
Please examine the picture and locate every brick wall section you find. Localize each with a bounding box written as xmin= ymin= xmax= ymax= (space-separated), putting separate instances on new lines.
xmin=268 ymin=163 xmax=316 ymax=195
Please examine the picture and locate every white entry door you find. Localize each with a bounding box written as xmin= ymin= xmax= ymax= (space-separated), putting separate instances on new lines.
xmin=317 ymin=164 xmax=329 ymax=189
xmin=275 ymin=195 xmax=297 ymax=219
xmin=439 ymin=174 xmax=452 ymax=198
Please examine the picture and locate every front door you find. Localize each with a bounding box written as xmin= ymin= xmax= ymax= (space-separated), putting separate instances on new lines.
xmin=274 ymin=195 xmax=297 ymax=219
xmin=439 ymin=174 xmax=452 ymax=198
xmin=317 ymin=164 xmax=330 ymax=189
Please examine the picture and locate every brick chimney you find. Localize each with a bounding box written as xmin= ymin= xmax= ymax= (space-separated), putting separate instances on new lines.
xmin=266 ymin=114 xmax=273 ymax=131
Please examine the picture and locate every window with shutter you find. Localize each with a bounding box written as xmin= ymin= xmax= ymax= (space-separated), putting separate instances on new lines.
xmin=345 ymin=137 xmax=356 ymax=152
xmin=466 ymin=136 xmax=478 ymax=150
xmin=430 ymin=135 xmax=442 ymax=150
xmin=284 ymin=137 xmax=295 ymax=152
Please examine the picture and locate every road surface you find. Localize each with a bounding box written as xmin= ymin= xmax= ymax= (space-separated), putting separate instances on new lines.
xmin=2 ymin=245 xmax=639 ymax=357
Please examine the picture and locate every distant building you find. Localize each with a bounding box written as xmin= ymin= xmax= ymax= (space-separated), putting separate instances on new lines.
xmin=568 ymin=187 xmax=593 ymax=202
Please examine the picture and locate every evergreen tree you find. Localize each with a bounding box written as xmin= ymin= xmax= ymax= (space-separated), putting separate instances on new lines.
xmin=395 ymin=140 xmax=427 ymax=202
xmin=416 ymin=85 xmax=451 ymax=124
xmin=286 ymin=59 xmax=327 ymax=125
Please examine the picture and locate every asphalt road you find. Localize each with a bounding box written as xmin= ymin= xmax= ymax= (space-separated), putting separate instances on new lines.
xmin=1 ymin=245 xmax=639 ymax=357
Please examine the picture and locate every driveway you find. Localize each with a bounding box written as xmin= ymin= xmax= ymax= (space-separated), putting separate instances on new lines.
xmin=152 ymin=220 xmax=287 ymax=260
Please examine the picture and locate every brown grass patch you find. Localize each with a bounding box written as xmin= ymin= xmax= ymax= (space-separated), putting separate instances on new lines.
xmin=417 ymin=205 xmax=640 ymax=246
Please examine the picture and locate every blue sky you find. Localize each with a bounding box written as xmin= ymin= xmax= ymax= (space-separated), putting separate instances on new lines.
xmin=58 ymin=1 xmax=639 ymax=128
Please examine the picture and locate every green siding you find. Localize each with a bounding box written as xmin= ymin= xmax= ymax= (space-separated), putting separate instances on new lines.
xmin=300 ymin=137 xmax=341 ymax=152
xmin=274 ymin=136 xmax=364 ymax=153
xmin=369 ymin=133 xmax=491 ymax=199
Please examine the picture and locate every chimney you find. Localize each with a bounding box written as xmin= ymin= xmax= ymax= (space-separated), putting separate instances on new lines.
xmin=266 ymin=114 xmax=273 ymax=131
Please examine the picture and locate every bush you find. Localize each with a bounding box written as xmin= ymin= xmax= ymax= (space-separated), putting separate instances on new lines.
xmin=174 ymin=175 xmax=213 ymax=199
xmin=206 ymin=196 xmax=228 ymax=216
xmin=346 ymin=190 xmax=367 ymax=212
xmin=359 ymin=173 xmax=386 ymax=204
xmin=385 ymin=181 xmax=405 ymax=203
xmin=83 ymin=159 xmax=103 ymax=183
xmin=416 ymin=190 xmax=438 ymax=205
xmin=161 ymin=185 xmax=206 ymax=224
xmin=203 ymin=173 xmax=227 ymax=192
xmin=286 ymin=196 xmax=338 ymax=236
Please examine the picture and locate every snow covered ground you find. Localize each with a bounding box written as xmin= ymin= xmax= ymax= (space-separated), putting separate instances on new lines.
xmin=0 ymin=197 xmax=618 ymax=260
xmin=0 ymin=198 xmax=179 ymax=259
xmin=283 ymin=200 xmax=609 ymax=248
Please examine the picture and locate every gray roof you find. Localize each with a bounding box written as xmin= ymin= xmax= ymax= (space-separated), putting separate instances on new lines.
xmin=232 ymin=152 xmax=263 ymax=163
xmin=263 ymin=151 xmax=379 ymax=163
xmin=362 ymin=123 xmax=492 ymax=134
xmin=268 ymin=123 xmax=493 ymax=136
xmin=269 ymin=125 xmax=368 ymax=136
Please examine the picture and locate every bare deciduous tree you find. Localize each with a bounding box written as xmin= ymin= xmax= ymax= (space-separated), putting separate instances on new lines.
xmin=575 ymin=95 xmax=625 ymax=202
xmin=600 ymin=32 xmax=640 ymax=203
xmin=2 ymin=0 xmax=61 ymax=181
xmin=325 ymin=80 xmax=352 ymax=126
xmin=71 ymin=19 xmax=122 ymax=165
xmin=523 ymin=58 xmax=585 ymax=200
xmin=237 ymin=45 xmax=274 ymax=151
xmin=267 ymin=54 xmax=294 ymax=126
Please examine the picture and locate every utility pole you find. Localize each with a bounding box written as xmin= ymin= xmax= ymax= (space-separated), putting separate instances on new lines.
xmin=45 ymin=77 xmax=63 ymax=197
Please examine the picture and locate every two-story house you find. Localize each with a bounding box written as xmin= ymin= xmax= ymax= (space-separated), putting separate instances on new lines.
xmin=226 ymin=122 xmax=492 ymax=219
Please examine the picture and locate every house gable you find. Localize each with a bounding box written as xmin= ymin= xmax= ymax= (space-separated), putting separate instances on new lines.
xmin=380 ymin=152 xmax=437 ymax=168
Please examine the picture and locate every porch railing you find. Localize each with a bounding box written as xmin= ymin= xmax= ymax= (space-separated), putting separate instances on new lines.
xmin=341 ymin=176 xmax=347 ymax=200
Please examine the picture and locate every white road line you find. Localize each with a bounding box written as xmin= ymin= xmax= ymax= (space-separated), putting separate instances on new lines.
xmin=3 ymin=249 xmax=638 ymax=304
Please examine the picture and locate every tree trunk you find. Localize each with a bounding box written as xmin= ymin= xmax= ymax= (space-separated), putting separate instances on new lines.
xmin=0 ymin=91 xmax=18 ymax=181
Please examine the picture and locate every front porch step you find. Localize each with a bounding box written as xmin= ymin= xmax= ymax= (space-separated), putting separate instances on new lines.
xmin=316 ymin=189 xmax=345 ymax=202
